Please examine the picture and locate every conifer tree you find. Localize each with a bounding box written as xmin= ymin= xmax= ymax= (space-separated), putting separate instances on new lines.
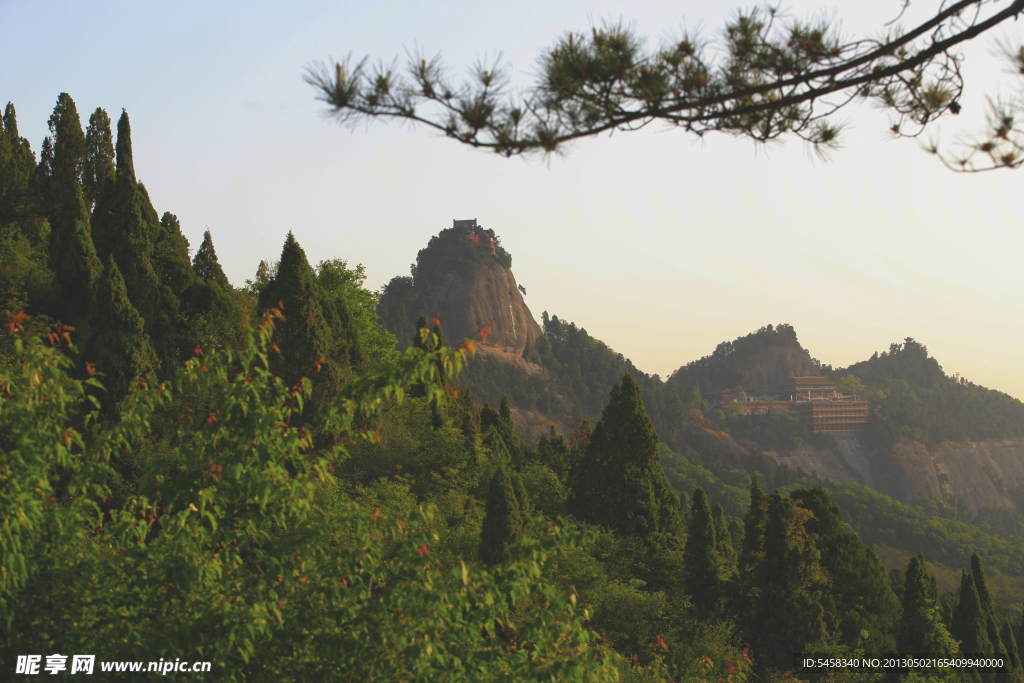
xmin=1000 ymin=619 xmax=1020 ymax=673
xmin=258 ymin=232 xmax=360 ymax=409
xmin=739 ymin=475 xmax=767 ymax=574
xmin=971 ymin=553 xmax=1010 ymax=683
xmin=0 ymin=102 xmax=36 ymax=225
xmin=712 ymin=502 xmax=737 ymax=577
xmin=87 ymin=256 xmax=158 ymax=412
xmin=751 ymin=491 xmax=827 ymax=671
xmin=50 ymin=183 xmax=101 ymax=326
xmin=90 ymin=110 xmax=161 ymax=324
xmin=82 ymin=107 xmax=114 ymax=210
xmin=791 ymin=487 xmax=901 ymax=653
xmin=1017 ymin=605 xmax=1024 ymax=674
xmin=511 ymin=470 xmax=532 ymax=535
xmin=153 ymin=212 xmax=194 ymax=296
xmin=37 ymin=93 xmax=86 ymax=223
xmin=148 ymin=212 xmax=200 ymax=368
xmin=192 ymin=229 xmax=229 ymax=287
xmin=684 ymin=488 xmax=720 ymax=610
xmin=951 ymin=570 xmax=994 ymax=672
xmin=571 ymin=374 xmax=681 ymax=538
xmin=479 ymin=466 xmax=520 ymax=565
xmin=537 ymin=426 xmax=570 ymax=480
xmin=897 ymin=555 xmax=960 ymax=657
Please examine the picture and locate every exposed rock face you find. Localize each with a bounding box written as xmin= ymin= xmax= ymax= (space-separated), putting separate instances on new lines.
xmin=377 ymin=222 xmax=543 ymax=359
xmin=759 ymin=433 xmax=1024 ymax=512
xmin=742 ymin=346 xmax=821 ymax=395
xmin=423 ymin=259 xmax=542 ymax=358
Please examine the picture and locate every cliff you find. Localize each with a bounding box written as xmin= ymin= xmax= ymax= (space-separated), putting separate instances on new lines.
xmin=748 ymin=432 xmax=1024 ymax=512
xmin=378 ymin=221 xmax=543 ymax=359
xmin=420 ymin=259 xmax=542 ymax=358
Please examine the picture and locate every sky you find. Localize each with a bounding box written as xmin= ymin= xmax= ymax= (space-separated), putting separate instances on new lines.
xmin=3 ymin=0 xmax=1023 ymax=399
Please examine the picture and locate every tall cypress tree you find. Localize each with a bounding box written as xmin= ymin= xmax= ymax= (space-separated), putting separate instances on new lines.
xmin=571 ymin=374 xmax=681 ymax=538
xmin=192 ymin=229 xmax=229 ymax=287
xmin=1000 ymin=619 xmax=1020 ymax=673
xmin=751 ymin=491 xmax=826 ymax=671
xmin=684 ymin=487 xmax=720 ymax=610
xmin=479 ymin=466 xmax=520 ymax=565
xmin=897 ymin=554 xmax=960 ymax=657
xmin=0 ymin=102 xmax=36 ymax=225
xmin=153 ymin=212 xmax=194 ymax=297
xmin=50 ymin=183 xmax=101 ymax=326
xmin=37 ymin=93 xmax=86 ymax=223
xmin=82 ymin=107 xmax=114 ymax=210
xmin=511 ymin=470 xmax=532 ymax=534
xmin=712 ymin=502 xmax=737 ymax=577
xmin=87 ymin=256 xmax=158 ymax=412
xmin=90 ymin=110 xmax=161 ymax=325
xmin=258 ymin=232 xmax=360 ymax=409
xmin=739 ymin=475 xmax=768 ymax=574
xmin=791 ymin=487 xmax=901 ymax=653
xmin=951 ymin=570 xmax=994 ymax=670
xmin=972 ymin=553 xmax=1010 ymax=683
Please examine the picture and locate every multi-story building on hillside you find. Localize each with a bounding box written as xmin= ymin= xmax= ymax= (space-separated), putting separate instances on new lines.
xmin=705 ymin=376 xmax=869 ymax=432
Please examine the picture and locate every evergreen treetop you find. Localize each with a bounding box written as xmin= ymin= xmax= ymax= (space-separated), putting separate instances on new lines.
xmin=82 ymin=107 xmax=114 ymax=209
xmin=40 ymin=93 xmax=86 ymax=223
xmin=571 ymin=374 xmax=681 ymax=538
xmin=897 ymin=554 xmax=960 ymax=658
xmin=951 ymin=569 xmax=994 ymax=659
xmin=192 ymin=229 xmax=229 ymax=287
xmin=684 ymin=487 xmax=720 ymax=610
xmin=479 ymin=465 xmax=521 ymax=566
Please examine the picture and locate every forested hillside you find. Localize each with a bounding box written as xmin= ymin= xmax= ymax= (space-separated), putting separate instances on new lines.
xmin=6 ymin=94 xmax=1024 ymax=681
xmin=831 ymin=338 xmax=1024 ymax=447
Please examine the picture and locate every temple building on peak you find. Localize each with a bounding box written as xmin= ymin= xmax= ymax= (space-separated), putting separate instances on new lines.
xmin=706 ymin=376 xmax=870 ymax=432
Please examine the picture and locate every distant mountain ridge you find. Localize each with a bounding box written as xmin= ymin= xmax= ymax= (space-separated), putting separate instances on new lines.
xmin=377 ymin=223 xmax=1024 ymax=521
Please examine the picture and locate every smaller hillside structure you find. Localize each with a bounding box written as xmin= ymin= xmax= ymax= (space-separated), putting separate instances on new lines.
xmin=705 ymin=376 xmax=869 ymax=432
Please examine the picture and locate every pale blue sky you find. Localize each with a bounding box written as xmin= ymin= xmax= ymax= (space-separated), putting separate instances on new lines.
xmin=3 ymin=0 xmax=1023 ymax=398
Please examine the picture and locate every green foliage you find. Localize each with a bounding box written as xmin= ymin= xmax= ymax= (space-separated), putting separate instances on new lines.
xmin=90 ymin=110 xmax=162 ymax=324
xmin=749 ymin=491 xmax=827 ymax=671
xmin=684 ymin=488 xmax=720 ymax=610
xmin=49 ymin=181 xmax=101 ymax=324
xmin=258 ymin=232 xmax=361 ymax=412
xmin=712 ymin=502 xmax=737 ymax=577
xmin=897 ymin=555 xmax=961 ymax=681
xmin=192 ymin=228 xmax=230 ymax=287
xmin=37 ymin=93 xmax=86 ymax=224
xmin=834 ymin=338 xmax=1024 ymax=447
xmin=82 ymin=107 xmax=114 ymax=209
xmin=479 ymin=465 xmax=521 ymax=565
xmin=87 ymin=256 xmax=159 ymax=410
xmin=1 ymin=312 xmax=618 ymax=681
xmin=951 ymin=569 xmax=994 ymax=662
xmin=724 ymin=408 xmax=810 ymax=451
xmin=316 ymin=257 xmax=398 ymax=369
xmin=572 ymin=374 xmax=682 ymax=538
xmin=308 ymin=3 xmax=1003 ymax=160
xmin=669 ymin=323 xmax=802 ymax=395
xmin=536 ymin=312 xmax=699 ymax=450
xmin=0 ymin=102 xmax=37 ymax=226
